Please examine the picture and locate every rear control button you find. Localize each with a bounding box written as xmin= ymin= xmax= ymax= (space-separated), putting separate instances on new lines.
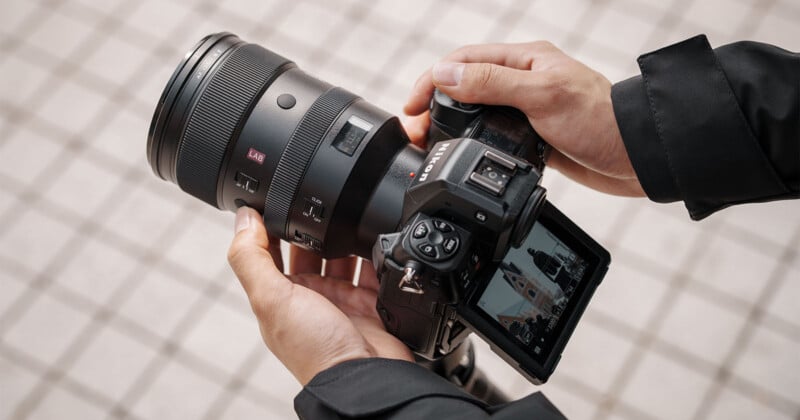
xmin=475 ymin=211 xmax=487 ymax=222
xmin=418 ymin=243 xmax=437 ymax=258
xmin=442 ymin=236 xmax=459 ymax=254
xmin=433 ymin=220 xmax=453 ymax=233
xmin=413 ymin=222 xmax=429 ymax=238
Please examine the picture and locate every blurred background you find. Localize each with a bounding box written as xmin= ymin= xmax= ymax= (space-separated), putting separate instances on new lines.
xmin=0 ymin=0 xmax=798 ymax=418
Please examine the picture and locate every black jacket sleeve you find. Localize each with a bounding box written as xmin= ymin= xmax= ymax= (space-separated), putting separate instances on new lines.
xmin=294 ymin=358 xmax=565 ymax=419
xmin=612 ymin=35 xmax=799 ymax=220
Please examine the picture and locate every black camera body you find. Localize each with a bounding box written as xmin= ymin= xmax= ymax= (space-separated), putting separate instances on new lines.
xmin=148 ymin=33 xmax=610 ymax=386
xmin=372 ymin=91 xmax=609 ymax=384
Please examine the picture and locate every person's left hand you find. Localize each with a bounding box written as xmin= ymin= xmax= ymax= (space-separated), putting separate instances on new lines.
xmin=228 ymin=206 xmax=413 ymax=385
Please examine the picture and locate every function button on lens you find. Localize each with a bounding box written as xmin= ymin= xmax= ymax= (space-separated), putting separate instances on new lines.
xmin=277 ymin=93 xmax=296 ymax=109
xmin=442 ymin=236 xmax=459 ymax=254
xmin=413 ymin=222 xmax=429 ymax=239
xmin=418 ymin=243 xmax=437 ymax=258
xmin=433 ymin=220 xmax=453 ymax=233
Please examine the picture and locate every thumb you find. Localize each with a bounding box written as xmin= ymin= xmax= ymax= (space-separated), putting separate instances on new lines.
xmin=228 ymin=206 xmax=291 ymax=311
xmin=432 ymin=61 xmax=533 ymax=110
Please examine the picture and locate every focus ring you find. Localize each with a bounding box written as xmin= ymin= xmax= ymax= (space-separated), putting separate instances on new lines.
xmin=265 ymin=87 xmax=358 ymax=236
xmin=177 ymin=43 xmax=293 ymax=207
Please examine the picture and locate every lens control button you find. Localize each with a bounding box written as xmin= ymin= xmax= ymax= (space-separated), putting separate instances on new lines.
xmin=433 ymin=220 xmax=453 ymax=233
xmin=418 ymin=243 xmax=437 ymax=258
xmin=277 ymin=94 xmax=296 ymax=109
xmin=442 ymin=236 xmax=459 ymax=254
xmin=413 ymin=222 xmax=429 ymax=239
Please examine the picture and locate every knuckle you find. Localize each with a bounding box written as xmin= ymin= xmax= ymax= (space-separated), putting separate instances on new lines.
xmin=520 ymin=51 xmax=537 ymax=69
xmin=450 ymin=43 xmax=480 ymax=60
xmin=475 ymin=63 xmax=497 ymax=88
xmin=530 ymin=40 xmax=556 ymax=51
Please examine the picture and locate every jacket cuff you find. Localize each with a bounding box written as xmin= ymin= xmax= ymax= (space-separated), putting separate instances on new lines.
xmin=612 ymin=34 xmax=789 ymax=219
xmin=294 ymin=358 xmax=483 ymax=418
xmin=612 ymin=74 xmax=680 ymax=202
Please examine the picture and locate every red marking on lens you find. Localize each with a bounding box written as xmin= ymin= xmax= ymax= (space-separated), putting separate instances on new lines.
xmin=247 ymin=147 xmax=266 ymax=165
xmin=409 ymin=172 xmax=415 ymax=178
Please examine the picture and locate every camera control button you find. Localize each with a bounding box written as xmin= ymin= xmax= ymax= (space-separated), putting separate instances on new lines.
xmin=418 ymin=243 xmax=437 ymax=258
xmin=442 ymin=236 xmax=459 ymax=254
xmin=412 ymin=222 xmax=429 ymax=239
xmin=433 ymin=220 xmax=453 ymax=233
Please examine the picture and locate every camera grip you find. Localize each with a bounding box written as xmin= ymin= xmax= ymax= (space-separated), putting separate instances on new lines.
xmin=375 ymin=287 xmax=443 ymax=358
xmin=428 ymin=89 xmax=549 ymax=172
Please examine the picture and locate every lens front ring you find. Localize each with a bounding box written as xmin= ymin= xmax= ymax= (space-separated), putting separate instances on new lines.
xmin=148 ymin=33 xmax=296 ymax=208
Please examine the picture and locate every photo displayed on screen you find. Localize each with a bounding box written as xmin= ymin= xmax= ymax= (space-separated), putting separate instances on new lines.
xmin=477 ymin=221 xmax=589 ymax=356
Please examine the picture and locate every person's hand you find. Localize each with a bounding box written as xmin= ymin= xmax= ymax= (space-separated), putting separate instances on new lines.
xmin=228 ymin=206 xmax=413 ymax=385
xmin=403 ymin=42 xmax=645 ymax=197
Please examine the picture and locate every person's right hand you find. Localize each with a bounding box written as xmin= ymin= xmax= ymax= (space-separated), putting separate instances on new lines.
xmin=403 ymin=42 xmax=645 ymax=197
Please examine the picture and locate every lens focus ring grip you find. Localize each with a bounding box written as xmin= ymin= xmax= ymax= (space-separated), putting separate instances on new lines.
xmin=176 ymin=43 xmax=294 ymax=207
xmin=264 ymin=87 xmax=358 ymax=238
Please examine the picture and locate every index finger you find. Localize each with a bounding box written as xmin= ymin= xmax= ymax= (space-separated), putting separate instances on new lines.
xmin=403 ymin=42 xmax=558 ymax=115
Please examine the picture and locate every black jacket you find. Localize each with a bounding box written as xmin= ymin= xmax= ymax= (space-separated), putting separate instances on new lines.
xmin=614 ymin=34 xmax=799 ymax=219
xmin=294 ymin=35 xmax=799 ymax=419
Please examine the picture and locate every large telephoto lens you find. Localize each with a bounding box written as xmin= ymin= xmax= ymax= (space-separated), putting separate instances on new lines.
xmin=148 ymin=33 xmax=425 ymax=258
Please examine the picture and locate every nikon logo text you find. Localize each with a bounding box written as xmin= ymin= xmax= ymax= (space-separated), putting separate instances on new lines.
xmin=418 ymin=142 xmax=451 ymax=182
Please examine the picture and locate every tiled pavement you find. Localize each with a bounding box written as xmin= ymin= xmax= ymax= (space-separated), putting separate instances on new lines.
xmin=0 ymin=0 xmax=798 ymax=418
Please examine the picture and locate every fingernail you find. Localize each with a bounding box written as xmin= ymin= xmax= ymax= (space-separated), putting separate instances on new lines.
xmin=432 ymin=62 xmax=464 ymax=86
xmin=235 ymin=207 xmax=251 ymax=233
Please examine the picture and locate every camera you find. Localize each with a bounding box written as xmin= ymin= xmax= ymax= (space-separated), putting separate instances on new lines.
xmin=148 ymin=33 xmax=610 ymax=385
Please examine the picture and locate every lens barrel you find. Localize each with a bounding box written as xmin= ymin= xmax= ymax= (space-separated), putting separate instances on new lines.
xmin=148 ymin=33 xmax=424 ymax=258
xmin=148 ymin=33 xmax=295 ymax=205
